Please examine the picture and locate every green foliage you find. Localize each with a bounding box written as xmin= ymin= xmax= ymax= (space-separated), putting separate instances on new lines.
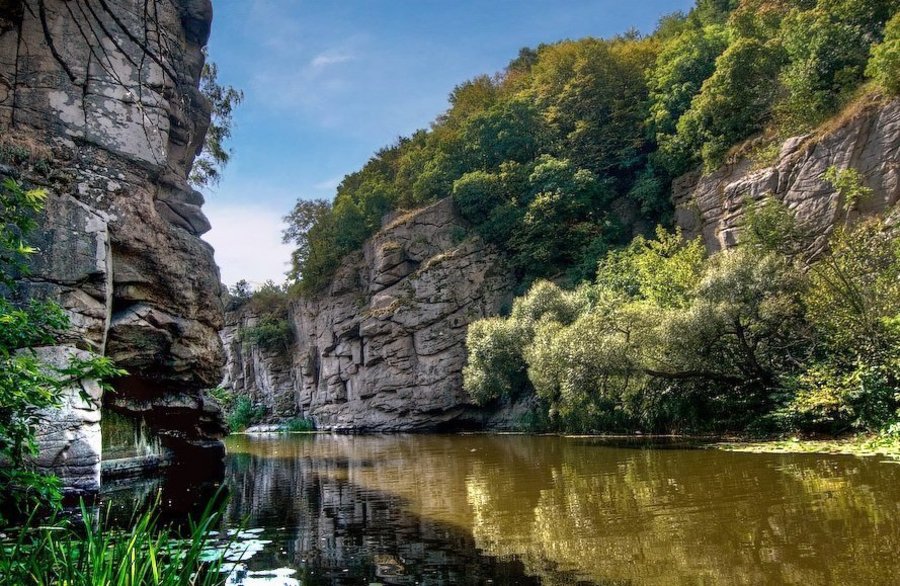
xmin=232 ymin=281 xmax=294 ymax=354
xmin=284 ymin=417 xmax=315 ymax=432
xmin=597 ymin=226 xmax=707 ymax=308
xmin=465 ymin=209 xmax=900 ymax=434
xmin=0 ymin=178 xmax=46 ymax=287
xmin=648 ymin=25 xmax=729 ymax=144
xmin=463 ymin=317 xmax=529 ymax=404
xmin=0 ymin=499 xmax=225 ymax=585
xmin=245 ymin=280 xmax=291 ymax=315
xmin=0 ymin=178 xmax=125 ymax=523
xmin=281 ymin=0 xmax=893 ymax=293
xmin=242 ymin=315 xmax=294 ymax=352
xmin=463 ymin=280 xmax=592 ymax=405
xmin=824 ymin=165 xmax=874 ymax=210
xmin=190 ymin=60 xmax=244 ymax=188
xmin=777 ymin=1 xmax=895 ymax=129
xmin=667 ymin=37 xmax=785 ymax=172
xmin=867 ymin=11 xmax=900 ymax=94
xmin=226 ymin=397 xmax=267 ymax=432
xmin=207 ymin=385 xmax=234 ymax=412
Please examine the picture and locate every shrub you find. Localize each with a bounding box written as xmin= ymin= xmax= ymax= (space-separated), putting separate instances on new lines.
xmin=867 ymin=11 xmax=900 ymax=94
xmin=463 ymin=317 xmax=529 ymax=404
xmin=226 ymin=397 xmax=267 ymax=432
xmin=284 ymin=417 xmax=315 ymax=432
xmin=823 ymin=165 xmax=873 ymax=211
xmin=207 ymin=385 xmax=234 ymax=412
xmin=242 ymin=315 xmax=294 ymax=352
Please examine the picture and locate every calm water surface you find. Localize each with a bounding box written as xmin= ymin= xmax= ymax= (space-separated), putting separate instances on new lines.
xmin=112 ymin=434 xmax=900 ymax=585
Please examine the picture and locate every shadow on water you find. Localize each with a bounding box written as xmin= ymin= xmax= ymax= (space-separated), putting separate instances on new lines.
xmin=105 ymin=433 xmax=900 ymax=585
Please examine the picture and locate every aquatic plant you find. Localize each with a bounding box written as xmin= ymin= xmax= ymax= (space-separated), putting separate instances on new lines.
xmin=0 ymin=498 xmax=226 ymax=586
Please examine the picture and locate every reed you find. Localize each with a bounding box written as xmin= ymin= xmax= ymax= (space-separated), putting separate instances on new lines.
xmin=0 ymin=497 xmax=227 ymax=586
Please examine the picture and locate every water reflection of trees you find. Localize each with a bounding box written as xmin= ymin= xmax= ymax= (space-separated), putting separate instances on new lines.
xmin=465 ymin=442 xmax=900 ymax=585
xmin=223 ymin=435 xmax=900 ymax=585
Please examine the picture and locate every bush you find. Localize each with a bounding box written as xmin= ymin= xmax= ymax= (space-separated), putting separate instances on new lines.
xmin=226 ymin=397 xmax=267 ymax=432
xmin=463 ymin=317 xmax=529 ymax=404
xmin=242 ymin=315 xmax=294 ymax=352
xmin=284 ymin=417 xmax=315 ymax=432
xmin=464 ymin=222 xmax=817 ymax=433
xmin=867 ymin=11 xmax=900 ymax=94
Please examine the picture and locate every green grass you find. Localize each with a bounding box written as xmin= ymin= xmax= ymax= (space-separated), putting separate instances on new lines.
xmin=0 ymin=498 xmax=228 ymax=585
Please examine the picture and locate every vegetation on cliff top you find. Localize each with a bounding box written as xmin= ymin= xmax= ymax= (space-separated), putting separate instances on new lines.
xmin=283 ymin=0 xmax=899 ymax=293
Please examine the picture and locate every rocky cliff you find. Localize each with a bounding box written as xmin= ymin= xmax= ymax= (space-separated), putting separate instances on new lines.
xmin=1 ymin=0 xmax=225 ymax=492
xmin=222 ymin=198 xmax=519 ymax=431
xmin=674 ymin=96 xmax=900 ymax=250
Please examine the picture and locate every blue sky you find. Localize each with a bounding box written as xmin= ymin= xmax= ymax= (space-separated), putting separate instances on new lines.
xmin=201 ymin=0 xmax=695 ymax=287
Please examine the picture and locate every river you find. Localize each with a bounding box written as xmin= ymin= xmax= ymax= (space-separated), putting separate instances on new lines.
xmin=104 ymin=433 xmax=900 ymax=585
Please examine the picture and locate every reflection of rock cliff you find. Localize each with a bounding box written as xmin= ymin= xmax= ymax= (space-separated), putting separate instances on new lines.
xmin=222 ymin=198 xmax=517 ymax=430
xmin=1 ymin=0 xmax=225 ymax=491
xmin=221 ymin=435 xmax=900 ymax=585
xmin=674 ymin=97 xmax=900 ymax=251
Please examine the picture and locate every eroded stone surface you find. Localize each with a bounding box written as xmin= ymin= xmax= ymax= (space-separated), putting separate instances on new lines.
xmin=222 ymin=198 xmax=517 ymax=431
xmin=1 ymin=0 xmax=225 ymax=491
xmin=28 ymin=346 xmax=103 ymax=494
xmin=674 ymin=97 xmax=900 ymax=251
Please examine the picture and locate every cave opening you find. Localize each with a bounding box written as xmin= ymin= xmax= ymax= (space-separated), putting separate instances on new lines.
xmin=100 ymin=375 xmax=225 ymax=482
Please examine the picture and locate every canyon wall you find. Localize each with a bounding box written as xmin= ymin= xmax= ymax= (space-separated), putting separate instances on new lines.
xmin=222 ymin=198 xmax=521 ymax=431
xmin=674 ymin=97 xmax=900 ymax=251
xmin=1 ymin=0 xmax=225 ymax=492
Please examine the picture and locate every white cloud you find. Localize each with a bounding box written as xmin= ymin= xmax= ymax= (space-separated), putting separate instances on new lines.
xmin=202 ymin=203 xmax=293 ymax=288
xmin=309 ymin=49 xmax=354 ymax=70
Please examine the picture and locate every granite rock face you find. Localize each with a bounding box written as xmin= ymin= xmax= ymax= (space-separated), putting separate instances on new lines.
xmin=1 ymin=0 xmax=225 ymax=491
xmin=222 ymin=198 xmax=517 ymax=430
xmin=674 ymin=97 xmax=900 ymax=251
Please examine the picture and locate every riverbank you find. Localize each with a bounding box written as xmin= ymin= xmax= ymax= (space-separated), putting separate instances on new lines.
xmin=713 ymin=433 xmax=900 ymax=460
xmin=229 ymin=425 xmax=900 ymax=461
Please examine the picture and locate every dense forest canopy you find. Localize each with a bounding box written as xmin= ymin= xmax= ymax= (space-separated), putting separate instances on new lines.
xmin=283 ymin=0 xmax=899 ymax=293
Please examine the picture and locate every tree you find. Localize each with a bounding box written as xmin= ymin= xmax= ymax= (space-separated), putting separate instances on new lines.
xmin=778 ymin=2 xmax=884 ymax=128
xmin=867 ymin=11 xmax=900 ymax=94
xmin=666 ymin=37 xmax=785 ymax=171
xmin=647 ymin=25 xmax=728 ymax=143
xmin=190 ymin=61 xmax=245 ymax=187
xmin=282 ymin=198 xmax=332 ymax=284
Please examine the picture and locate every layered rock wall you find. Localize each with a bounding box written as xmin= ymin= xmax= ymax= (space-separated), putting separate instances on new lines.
xmin=1 ymin=0 xmax=225 ymax=491
xmin=222 ymin=198 xmax=518 ymax=431
xmin=674 ymin=97 xmax=900 ymax=250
